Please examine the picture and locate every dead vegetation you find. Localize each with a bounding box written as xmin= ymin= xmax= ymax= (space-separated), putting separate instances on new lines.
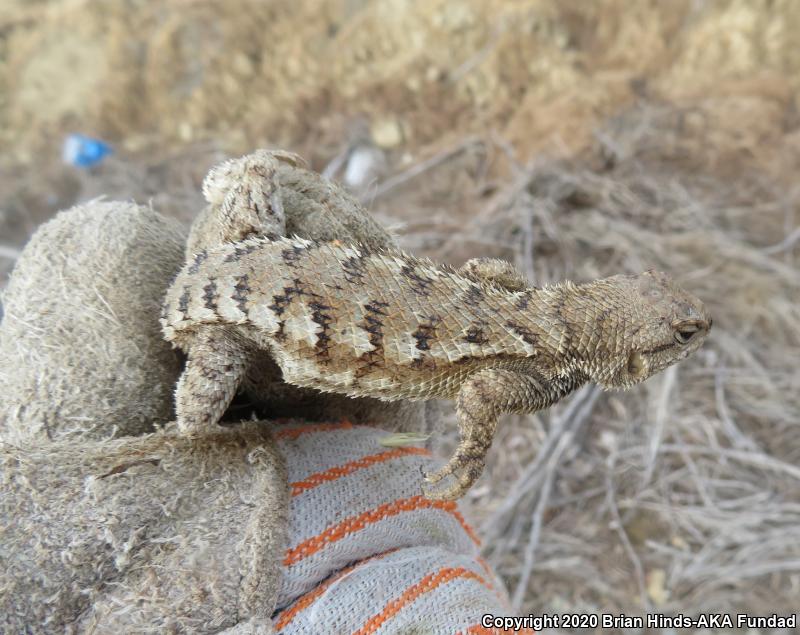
xmin=1 ymin=0 xmax=799 ymax=628
xmin=460 ymin=105 xmax=800 ymax=617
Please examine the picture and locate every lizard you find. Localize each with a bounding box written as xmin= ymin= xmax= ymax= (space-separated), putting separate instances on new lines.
xmin=162 ymin=201 xmax=712 ymax=500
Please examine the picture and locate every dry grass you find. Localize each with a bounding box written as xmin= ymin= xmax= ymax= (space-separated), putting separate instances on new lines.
xmin=2 ymin=0 xmax=800 ymax=629
xmin=444 ymin=105 xmax=800 ymax=619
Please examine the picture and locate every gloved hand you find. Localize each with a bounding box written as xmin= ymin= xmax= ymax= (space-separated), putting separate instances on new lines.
xmin=273 ymin=421 xmax=532 ymax=635
xmin=0 ymin=172 xmax=534 ymax=634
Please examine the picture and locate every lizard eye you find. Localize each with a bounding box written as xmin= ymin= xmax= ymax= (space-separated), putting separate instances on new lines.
xmin=674 ymin=324 xmax=699 ymax=345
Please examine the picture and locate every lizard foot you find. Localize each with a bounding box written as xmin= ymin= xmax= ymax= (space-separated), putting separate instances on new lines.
xmin=421 ymin=454 xmax=486 ymax=501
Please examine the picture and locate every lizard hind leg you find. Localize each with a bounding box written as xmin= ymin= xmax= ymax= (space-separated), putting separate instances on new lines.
xmin=190 ymin=150 xmax=298 ymax=255
xmin=422 ymin=368 xmax=548 ymax=501
xmin=458 ymin=257 xmax=531 ymax=292
xmin=175 ymin=329 xmax=254 ymax=435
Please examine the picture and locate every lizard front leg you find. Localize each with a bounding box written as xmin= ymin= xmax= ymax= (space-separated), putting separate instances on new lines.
xmin=423 ymin=368 xmax=552 ymax=501
xmin=175 ymin=329 xmax=253 ymax=435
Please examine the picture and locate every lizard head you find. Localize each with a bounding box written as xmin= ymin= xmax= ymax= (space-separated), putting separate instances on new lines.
xmin=586 ymin=270 xmax=712 ymax=389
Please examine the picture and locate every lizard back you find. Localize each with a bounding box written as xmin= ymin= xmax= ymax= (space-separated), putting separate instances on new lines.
xmin=162 ymin=236 xmax=555 ymax=399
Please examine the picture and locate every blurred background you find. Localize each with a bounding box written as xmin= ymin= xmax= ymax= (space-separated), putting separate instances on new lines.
xmin=2 ymin=0 xmax=799 ymax=628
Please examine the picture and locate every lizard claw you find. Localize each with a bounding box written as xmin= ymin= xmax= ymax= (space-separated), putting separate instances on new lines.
xmin=423 ymin=465 xmax=450 ymax=485
xmin=421 ymin=457 xmax=485 ymax=501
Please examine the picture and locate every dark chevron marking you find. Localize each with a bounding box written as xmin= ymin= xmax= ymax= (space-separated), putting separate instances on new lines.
xmin=309 ymin=297 xmax=334 ymax=360
xmin=463 ymin=284 xmax=484 ymax=308
xmin=275 ymin=320 xmax=287 ymax=343
xmin=223 ymin=242 xmax=260 ymax=263
xmin=268 ymin=279 xmax=306 ymax=316
xmin=342 ymin=255 xmax=368 ymax=285
xmin=410 ymin=354 xmax=437 ymax=371
xmin=188 ymin=249 xmax=208 ymax=274
xmin=281 ymin=243 xmax=308 ymax=267
xmin=178 ymin=286 xmax=191 ymax=319
xmin=202 ymin=278 xmax=219 ymax=311
xmin=463 ymin=324 xmax=489 ymax=344
xmin=232 ymin=274 xmax=250 ymax=313
xmin=357 ymin=300 xmax=389 ymax=374
xmin=400 ymin=263 xmax=434 ymax=296
xmin=506 ymin=320 xmax=538 ymax=347
xmin=413 ymin=315 xmax=441 ymax=351
xmin=515 ymin=290 xmax=534 ymax=310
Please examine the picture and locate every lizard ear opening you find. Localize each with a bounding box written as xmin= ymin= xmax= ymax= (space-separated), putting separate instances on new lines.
xmin=627 ymin=351 xmax=647 ymax=380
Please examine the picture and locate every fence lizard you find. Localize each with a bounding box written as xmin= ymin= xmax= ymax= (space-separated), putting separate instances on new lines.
xmin=162 ymin=227 xmax=711 ymax=499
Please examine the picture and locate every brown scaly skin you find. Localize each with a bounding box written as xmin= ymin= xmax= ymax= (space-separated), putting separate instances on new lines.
xmin=162 ymin=229 xmax=712 ymax=500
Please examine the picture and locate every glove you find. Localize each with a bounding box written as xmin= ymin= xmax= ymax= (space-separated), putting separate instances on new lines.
xmin=273 ymin=421 xmax=532 ymax=635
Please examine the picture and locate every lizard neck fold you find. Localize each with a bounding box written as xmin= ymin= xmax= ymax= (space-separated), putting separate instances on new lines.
xmin=548 ymin=278 xmax=630 ymax=383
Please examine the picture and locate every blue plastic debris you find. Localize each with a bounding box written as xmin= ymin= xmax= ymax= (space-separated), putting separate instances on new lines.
xmin=62 ymin=134 xmax=112 ymax=168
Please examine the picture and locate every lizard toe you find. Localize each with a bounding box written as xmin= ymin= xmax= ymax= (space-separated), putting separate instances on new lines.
xmin=423 ymin=460 xmax=457 ymax=485
xmin=423 ymin=475 xmax=471 ymax=501
xmin=421 ymin=478 xmax=460 ymax=501
xmin=421 ymin=457 xmax=484 ymax=501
